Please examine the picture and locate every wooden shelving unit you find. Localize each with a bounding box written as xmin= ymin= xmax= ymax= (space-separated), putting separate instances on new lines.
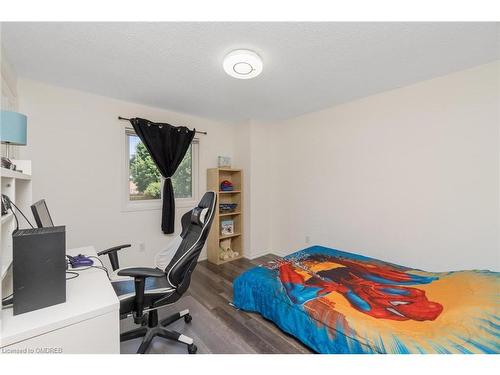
xmin=207 ymin=168 xmax=244 ymax=265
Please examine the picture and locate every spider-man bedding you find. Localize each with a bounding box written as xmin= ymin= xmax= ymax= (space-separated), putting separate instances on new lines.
xmin=233 ymin=246 xmax=500 ymax=354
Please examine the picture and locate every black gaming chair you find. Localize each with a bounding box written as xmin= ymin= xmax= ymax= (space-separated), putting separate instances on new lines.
xmin=98 ymin=191 xmax=217 ymax=354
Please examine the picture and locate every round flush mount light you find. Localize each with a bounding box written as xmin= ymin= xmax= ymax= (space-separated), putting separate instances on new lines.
xmin=223 ymin=49 xmax=263 ymax=79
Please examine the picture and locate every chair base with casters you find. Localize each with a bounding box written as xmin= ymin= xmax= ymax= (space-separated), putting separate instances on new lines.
xmin=99 ymin=191 xmax=217 ymax=355
xmin=121 ymin=308 xmax=197 ymax=354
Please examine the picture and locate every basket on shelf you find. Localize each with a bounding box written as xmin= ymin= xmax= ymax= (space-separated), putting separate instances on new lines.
xmin=219 ymin=203 xmax=238 ymax=213
xmin=220 ymin=180 xmax=234 ymax=191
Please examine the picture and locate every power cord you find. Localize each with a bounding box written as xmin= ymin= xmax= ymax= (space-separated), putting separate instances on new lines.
xmin=88 ymin=256 xmax=109 ymax=278
xmin=2 ymin=293 xmax=14 ymax=308
xmin=88 ymin=255 xmax=105 ymax=268
xmin=66 ymin=271 xmax=80 ymax=280
xmin=11 ymin=206 xmax=19 ymax=232
xmin=66 ymin=255 xmax=109 ymax=278
xmin=2 ymin=195 xmax=35 ymax=231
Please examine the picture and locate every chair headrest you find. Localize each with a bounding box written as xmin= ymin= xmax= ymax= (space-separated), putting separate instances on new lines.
xmin=191 ymin=206 xmax=209 ymax=226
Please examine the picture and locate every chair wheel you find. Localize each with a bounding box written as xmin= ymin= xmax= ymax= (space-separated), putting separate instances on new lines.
xmin=187 ymin=344 xmax=197 ymax=354
xmin=184 ymin=314 xmax=192 ymax=323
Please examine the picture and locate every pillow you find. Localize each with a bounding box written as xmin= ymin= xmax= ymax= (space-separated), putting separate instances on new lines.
xmin=191 ymin=207 xmax=209 ymax=225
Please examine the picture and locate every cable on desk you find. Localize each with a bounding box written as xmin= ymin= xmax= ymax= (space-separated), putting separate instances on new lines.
xmin=88 ymin=256 xmax=109 ymax=278
xmin=67 ymin=260 xmax=109 ymax=279
xmin=2 ymin=294 xmax=14 ymax=307
xmin=66 ymin=271 xmax=80 ymax=280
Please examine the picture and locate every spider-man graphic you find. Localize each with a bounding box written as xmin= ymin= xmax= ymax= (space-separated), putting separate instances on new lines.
xmin=235 ymin=246 xmax=499 ymax=353
xmin=279 ymin=254 xmax=443 ymax=321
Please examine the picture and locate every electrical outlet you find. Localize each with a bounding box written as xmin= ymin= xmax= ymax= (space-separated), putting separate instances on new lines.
xmin=138 ymin=242 xmax=146 ymax=252
xmin=305 ymin=236 xmax=310 ymax=244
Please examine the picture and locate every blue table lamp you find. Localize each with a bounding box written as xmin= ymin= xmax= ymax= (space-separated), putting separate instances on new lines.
xmin=0 ymin=110 xmax=27 ymax=169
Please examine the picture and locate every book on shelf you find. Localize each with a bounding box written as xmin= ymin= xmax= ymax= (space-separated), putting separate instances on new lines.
xmin=221 ymin=219 xmax=234 ymax=236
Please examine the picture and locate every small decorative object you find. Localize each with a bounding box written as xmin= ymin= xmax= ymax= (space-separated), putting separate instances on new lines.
xmin=218 ymin=156 xmax=231 ymax=168
xmin=219 ymin=238 xmax=240 ymax=261
xmin=220 ymin=180 xmax=233 ymax=191
xmin=220 ymin=238 xmax=232 ymax=250
xmin=221 ymin=219 xmax=234 ymax=236
xmin=219 ymin=203 xmax=237 ymax=213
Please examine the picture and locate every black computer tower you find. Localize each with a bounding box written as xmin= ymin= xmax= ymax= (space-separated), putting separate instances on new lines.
xmin=12 ymin=226 xmax=66 ymax=315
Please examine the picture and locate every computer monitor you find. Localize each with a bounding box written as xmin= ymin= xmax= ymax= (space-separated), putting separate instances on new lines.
xmin=31 ymin=199 xmax=54 ymax=228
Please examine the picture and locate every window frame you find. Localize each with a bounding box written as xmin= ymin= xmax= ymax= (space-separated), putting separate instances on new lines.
xmin=122 ymin=127 xmax=199 ymax=212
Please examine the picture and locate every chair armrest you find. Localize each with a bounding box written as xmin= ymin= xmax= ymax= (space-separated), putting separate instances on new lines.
xmin=97 ymin=244 xmax=131 ymax=256
xmin=97 ymin=244 xmax=131 ymax=271
xmin=117 ymin=267 xmax=164 ymax=324
xmin=117 ymin=267 xmax=165 ymax=278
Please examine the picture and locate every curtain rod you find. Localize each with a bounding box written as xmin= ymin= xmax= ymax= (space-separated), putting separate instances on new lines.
xmin=118 ymin=116 xmax=207 ymax=135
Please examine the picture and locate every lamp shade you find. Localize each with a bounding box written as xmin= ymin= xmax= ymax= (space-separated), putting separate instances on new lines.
xmin=0 ymin=111 xmax=27 ymax=145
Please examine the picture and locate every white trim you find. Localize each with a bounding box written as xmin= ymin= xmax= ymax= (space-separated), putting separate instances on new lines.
xmin=121 ymin=126 xmax=199 ymax=212
xmin=248 ymin=249 xmax=287 ymax=259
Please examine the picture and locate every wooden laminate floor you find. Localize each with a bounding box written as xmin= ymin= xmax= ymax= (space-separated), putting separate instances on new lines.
xmin=120 ymin=254 xmax=314 ymax=354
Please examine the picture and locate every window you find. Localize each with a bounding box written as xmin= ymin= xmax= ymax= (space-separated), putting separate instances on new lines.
xmin=125 ymin=129 xmax=198 ymax=209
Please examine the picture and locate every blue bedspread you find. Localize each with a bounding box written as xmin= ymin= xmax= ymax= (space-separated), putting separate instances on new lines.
xmin=233 ymin=246 xmax=500 ymax=354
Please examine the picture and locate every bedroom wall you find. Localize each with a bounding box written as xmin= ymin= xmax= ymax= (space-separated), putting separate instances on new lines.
xmin=232 ymin=120 xmax=273 ymax=259
xmin=1 ymin=45 xmax=20 ymax=158
xmin=12 ymin=62 xmax=500 ymax=272
xmin=266 ymin=61 xmax=499 ymax=272
xmin=17 ymin=79 xmax=239 ymax=267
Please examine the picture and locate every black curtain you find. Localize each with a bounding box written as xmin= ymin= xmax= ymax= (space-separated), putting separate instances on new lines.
xmin=130 ymin=117 xmax=195 ymax=234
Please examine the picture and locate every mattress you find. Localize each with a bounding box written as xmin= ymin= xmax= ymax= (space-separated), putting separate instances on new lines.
xmin=233 ymin=246 xmax=500 ymax=354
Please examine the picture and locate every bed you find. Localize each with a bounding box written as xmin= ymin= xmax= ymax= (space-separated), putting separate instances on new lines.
xmin=233 ymin=246 xmax=499 ymax=354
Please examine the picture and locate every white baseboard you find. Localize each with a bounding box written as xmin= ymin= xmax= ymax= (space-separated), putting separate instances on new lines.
xmin=197 ymin=249 xmax=289 ymax=263
xmin=197 ymin=248 xmax=295 ymax=263
xmin=248 ymin=249 xmax=288 ymax=259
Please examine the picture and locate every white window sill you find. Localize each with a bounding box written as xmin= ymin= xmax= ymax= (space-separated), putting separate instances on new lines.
xmin=121 ymin=198 xmax=197 ymax=213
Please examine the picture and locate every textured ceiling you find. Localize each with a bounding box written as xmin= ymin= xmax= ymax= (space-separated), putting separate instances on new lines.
xmin=2 ymin=22 xmax=499 ymax=122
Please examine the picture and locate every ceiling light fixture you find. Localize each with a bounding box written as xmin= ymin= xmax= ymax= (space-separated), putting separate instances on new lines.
xmin=223 ymin=49 xmax=263 ymax=80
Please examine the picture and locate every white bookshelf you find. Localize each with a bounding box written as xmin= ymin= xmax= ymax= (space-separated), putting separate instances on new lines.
xmin=0 ymin=160 xmax=32 ymax=306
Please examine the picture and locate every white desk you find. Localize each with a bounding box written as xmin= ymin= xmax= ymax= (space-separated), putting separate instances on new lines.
xmin=0 ymin=246 xmax=120 ymax=354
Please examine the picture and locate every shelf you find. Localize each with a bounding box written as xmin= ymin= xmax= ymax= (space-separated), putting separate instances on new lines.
xmin=1 ymin=167 xmax=31 ymax=180
xmin=216 ymin=254 xmax=243 ymax=264
xmin=217 ymin=168 xmax=242 ymax=173
xmin=219 ymin=211 xmax=241 ymax=217
xmin=219 ymin=233 xmax=241 ymax=240
xmin=1 ymin=212 xmax=14 ymax=225
xmin=207 ymin=167 xmax=243 ymax=265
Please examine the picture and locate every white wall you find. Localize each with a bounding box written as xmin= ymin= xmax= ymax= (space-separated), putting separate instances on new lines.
xmin=266 ymin=62 xmax=499 ymax=272
xmin=15 ymin=61 xmax=500 ymax=272
xmin=17 ymin=79 xmax=238 ymax=267
xmin=1 ymin=45 xmax=20 ymax=158
xmin=0 ymin=41 xmax=20 ymax=310
xmin=233 ymin=120 xmax=273 ymax=259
